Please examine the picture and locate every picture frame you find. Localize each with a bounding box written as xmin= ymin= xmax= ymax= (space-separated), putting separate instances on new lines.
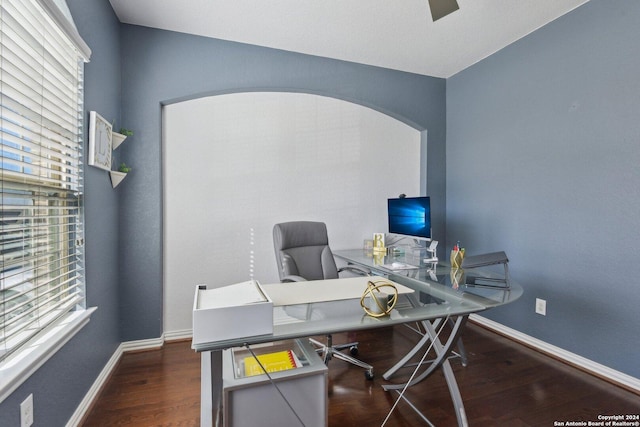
xmin=88 ymin=111 xmax=112 ymax=171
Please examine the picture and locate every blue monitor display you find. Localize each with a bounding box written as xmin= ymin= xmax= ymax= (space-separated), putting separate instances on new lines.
xmin=387 ymin=196 xmax=431 ymax=240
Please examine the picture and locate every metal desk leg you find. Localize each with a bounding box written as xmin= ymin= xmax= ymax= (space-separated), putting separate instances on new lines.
xmin=456 ymin=332 xmax=468 ymax=367
xmin=441 ymin=358 xmax=469 ymax=427
xmin=201 ymin=350 xmax=223 ymax=427
xmin=385 ymin=295 xmax=468 ymax=381
xmin=382 ymin=316 xmax=469 ymax=427
xmin=383 ymin=325 xmax=433 ymax=380
xmin=383 ymin=316 xmax=468 ymax=380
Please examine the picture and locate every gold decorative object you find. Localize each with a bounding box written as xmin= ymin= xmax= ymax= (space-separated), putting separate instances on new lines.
xmin=450 ymin=268 xmax=465 ymax=289
xmin=450 ymin=249 xmax=465 ymax=269
xmin=373 ymin=233 xmax=386 ymax=253
xmin=360 ymin=280 xmax=398 ymax=317
xmin=363 ymin=239 xmax=374 ymax=254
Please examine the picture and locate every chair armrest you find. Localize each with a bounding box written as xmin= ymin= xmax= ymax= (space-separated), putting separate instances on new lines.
xmin=338 ymin=265 xmax=371 ymax=276
xmin=282 ymin=275 xmax=308 ymax=282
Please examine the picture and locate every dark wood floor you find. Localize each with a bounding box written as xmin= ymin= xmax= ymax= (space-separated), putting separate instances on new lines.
xmin=82 ymin=322 xmax=639 ymax=426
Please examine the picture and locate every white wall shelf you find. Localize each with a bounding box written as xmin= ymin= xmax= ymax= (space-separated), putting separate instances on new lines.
xmin=112 ymin=132 xmax=127 ymax=149
xmin=110 ymin=131 xmax=131 ymax=188
xmin=109 ymin=171 xmax=127 ymax=188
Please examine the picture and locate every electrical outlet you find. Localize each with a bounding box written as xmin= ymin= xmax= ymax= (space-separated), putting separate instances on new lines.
xmin=535 ymin=298 xmax=547 ymax=316
xmin=20 ymin=394 xmax=33 ymax=427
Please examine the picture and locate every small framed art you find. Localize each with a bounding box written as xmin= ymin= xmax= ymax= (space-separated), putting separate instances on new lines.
xmin=373 ymin=233 xmax=386 ymax=252
xmin=88 ymin=111 xmax=112 ymax=171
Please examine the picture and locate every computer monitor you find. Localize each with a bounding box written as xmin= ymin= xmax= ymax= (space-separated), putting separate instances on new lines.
xmin=387 ymin=196 xmax=431 ymax=241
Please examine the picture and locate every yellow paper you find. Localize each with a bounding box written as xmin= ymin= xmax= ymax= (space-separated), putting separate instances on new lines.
xmin=243 ymin=350 xmax=300 ymax=377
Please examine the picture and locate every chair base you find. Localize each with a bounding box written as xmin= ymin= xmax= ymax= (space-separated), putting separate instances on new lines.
xmin=309 ymin=335 xmax=374 ymax=380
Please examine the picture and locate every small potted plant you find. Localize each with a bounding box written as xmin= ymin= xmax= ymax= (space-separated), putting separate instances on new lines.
xmin=112 ymin=126 xmax=133 ymax=149
xmin=109 ymin=162 xmax=131 ymax=188
xmin=118 ymin=162 xmax=132 ymax=173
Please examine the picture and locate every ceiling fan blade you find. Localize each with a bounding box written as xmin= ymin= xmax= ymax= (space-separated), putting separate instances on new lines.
xmin=428 ymin=0 xmax=460 ymax=21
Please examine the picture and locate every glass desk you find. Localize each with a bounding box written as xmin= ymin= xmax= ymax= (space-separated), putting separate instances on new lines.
xmin=334 ymin=248 xmax=523 ymax=426
xmin=333 ymin=248 xmax=522 ymax=310
xmin=194 ymin=251 xmax=522 ymax=427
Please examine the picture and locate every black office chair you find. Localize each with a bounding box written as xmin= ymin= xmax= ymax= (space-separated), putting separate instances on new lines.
xmin=273 ymin=221 xmax=374 ymax=379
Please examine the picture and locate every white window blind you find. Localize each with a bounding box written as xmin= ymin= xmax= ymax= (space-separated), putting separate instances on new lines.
xmin=0 ymin=0 xmax=87 ymax=363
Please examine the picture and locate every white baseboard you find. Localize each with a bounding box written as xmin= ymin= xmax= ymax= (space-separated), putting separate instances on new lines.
xmin=66 ymin=343 xmax=124 ymax=427
xmin=469 ymin=314 xmax=640 ymax=394
xmin=120 ymin=334 xmax=165 ymax=352
xmin=164 ymin=328 xmax=192 ymax=341
xmin=66 ymin=335 xmax=166 ymax=426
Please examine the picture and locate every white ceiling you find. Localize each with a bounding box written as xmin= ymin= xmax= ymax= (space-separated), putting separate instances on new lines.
xmin=109 ymin=0 xmax=589 ymax=78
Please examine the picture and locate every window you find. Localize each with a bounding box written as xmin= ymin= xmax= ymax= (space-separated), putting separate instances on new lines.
xmin=0 ymin=0 xmax=90 ymax=374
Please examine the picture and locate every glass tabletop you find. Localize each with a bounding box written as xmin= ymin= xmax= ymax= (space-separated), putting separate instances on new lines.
xmin=193 ymin=290 xmax=485 ymax=352
xmin=333 ymin=248 xmax=523 ymax=309
xmin=192 ymin=250 xmax=522 ymax=353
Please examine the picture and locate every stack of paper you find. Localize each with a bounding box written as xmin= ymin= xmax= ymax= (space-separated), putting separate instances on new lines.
xmin=192 ymin=280 xmax=273 ymax=345
xmin=197 ymin=280 xmax=268 ymax=309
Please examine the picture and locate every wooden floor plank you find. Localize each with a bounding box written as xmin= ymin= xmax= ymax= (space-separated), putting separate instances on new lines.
xmin=82 ymin=322 xmax=639 ymax=426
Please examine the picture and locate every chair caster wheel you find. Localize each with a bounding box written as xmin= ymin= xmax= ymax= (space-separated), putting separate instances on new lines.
xmin=365 ymin=370 xmax=374 ymax=380
xmin=349 ymin=346 xmax=358 ymax=356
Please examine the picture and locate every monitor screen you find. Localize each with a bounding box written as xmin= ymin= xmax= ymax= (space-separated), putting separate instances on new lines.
xmin=387 ymin=196 xmax=431 ymax=240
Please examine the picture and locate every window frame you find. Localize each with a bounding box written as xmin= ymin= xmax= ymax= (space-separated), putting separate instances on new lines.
xmin=0 ymin=0 xmax=93 ymax=403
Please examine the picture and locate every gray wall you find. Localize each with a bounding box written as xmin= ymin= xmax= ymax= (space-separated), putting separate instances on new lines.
xmin=117 ymin=25 xmax=447 ymax=341
xmin=1 ymin=3 xmax=446 ymax=424
xmin=447 ymin=0 xmax=640 ymax=377
xmin=0 ymin=0 xmax=122 ymax=426
xmin=6 ymin=0 xmax=638 ymax=424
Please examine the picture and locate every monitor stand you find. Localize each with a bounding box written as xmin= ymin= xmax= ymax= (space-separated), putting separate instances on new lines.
xmin=423 ymin=240 xmax=438 ymax=263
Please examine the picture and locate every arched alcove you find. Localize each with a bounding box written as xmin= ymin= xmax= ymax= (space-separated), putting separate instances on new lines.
xmin=162 ymin=91 xmax=423 ymax=335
